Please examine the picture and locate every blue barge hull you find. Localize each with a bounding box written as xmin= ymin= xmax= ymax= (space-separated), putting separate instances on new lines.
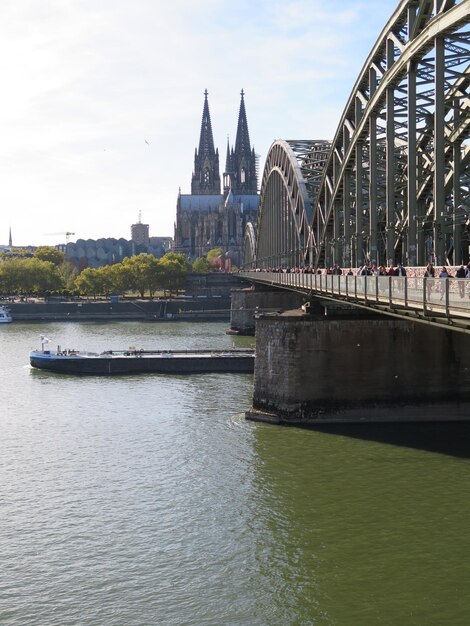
xmin=30 ymin=349 xmax=255 ymax=375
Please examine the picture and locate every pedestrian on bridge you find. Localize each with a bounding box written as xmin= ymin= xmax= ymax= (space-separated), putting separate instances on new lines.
xmin=456 ymin=265 xmax=466 ymax=298
xmin=424 ymin=264 xmax=435 ymax=277
xmin=395 ymin=263 xmax=407 ymax=277
xmin=438 ymin=267 xmax=450 ymax=301
xmin=424 ymin=264 xmax=435 ymax=300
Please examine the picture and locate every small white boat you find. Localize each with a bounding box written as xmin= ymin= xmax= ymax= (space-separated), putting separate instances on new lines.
xmin=0 ymin=306 xmax=12 ymax=323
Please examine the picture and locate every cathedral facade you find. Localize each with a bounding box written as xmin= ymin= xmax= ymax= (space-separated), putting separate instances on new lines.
xmin=174 ymin=90 xmax=259 ymax=267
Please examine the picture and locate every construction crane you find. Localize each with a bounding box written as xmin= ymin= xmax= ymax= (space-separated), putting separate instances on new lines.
xmin=44 ymin=231 xmax=75 ymax=243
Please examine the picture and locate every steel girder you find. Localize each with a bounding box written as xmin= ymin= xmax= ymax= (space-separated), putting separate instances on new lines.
xmin=311 ymin=0 xmax=470 ymax=269
xmin=251 ymin=140 xmax=330 ymax=268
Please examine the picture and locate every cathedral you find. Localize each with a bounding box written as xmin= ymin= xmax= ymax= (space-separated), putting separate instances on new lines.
xmin=174 ymin=90 xmax=260 ymax=266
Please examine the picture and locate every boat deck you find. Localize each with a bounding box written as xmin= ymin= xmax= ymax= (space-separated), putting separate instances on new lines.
xmin=30 ymin=348 xmax=255 ymax=375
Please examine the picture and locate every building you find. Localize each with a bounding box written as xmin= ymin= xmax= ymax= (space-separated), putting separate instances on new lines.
xmin=174 ymin=89 xmax=260 ymax=267
xmin=131 ymin=221 xmax=150 ymax=246
xmin=131 ymin=211 xmax=150 ymax=246
xmin=149 ymin=236 xmax=172 ymax=253
xmin=66 ymin=237 xmax=172 ymax=270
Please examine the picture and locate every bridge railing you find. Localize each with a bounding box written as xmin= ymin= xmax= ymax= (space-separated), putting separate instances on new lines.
xmin=240 ymin=272 xmax=470 ymax=321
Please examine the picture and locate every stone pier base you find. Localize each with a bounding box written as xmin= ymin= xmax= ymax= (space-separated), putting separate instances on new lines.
xmin=228 ymin=287 xmax=305 ymax=335
xmin=249 ymin=309 xmax=470 ymax=424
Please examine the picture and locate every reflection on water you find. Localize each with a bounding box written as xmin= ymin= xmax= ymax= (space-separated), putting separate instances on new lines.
xmin=250 ymin=422 xmax=470 ymax=625
xmin=1 ymin=322 xmax=470 ymax=625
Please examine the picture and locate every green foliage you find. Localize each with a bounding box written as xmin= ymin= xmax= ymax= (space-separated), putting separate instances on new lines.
xmin=74 ymin=268 xmax=104 ymax=298
xmin=206 ymin=248 xmax=223 ymax=261
xmin=0 ymin=248 xmax=32 ymax=260
xmin=64 ymin=265 xmax=79 ymax=291
xmin=192 ymin=257 xmax=212 ymax=273
xmin=0 ymin=248 xmax=193 ymax=298
xmin=34 ymin=246 xmax=66 ymax=266
xmin=72 ymin=252 xmax=191 ymax=299
xmin=158 ymin=252 xmax=191 ymax=295
xmin=10 ymin=248 xmax=32 ymax=257
xmin=0 ymin=257 xmax=64 ymax=295
xmin=121 ymin=254 xmax=161 ymax=298
xmin=102 ymin=263 xmax=133 ymax=295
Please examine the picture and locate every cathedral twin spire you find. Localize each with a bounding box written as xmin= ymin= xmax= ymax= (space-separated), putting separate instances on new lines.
xmin=191 ymin=89 xmax=257 ymax=196
xmin=191 ymin=89 xmax=221 ymax=195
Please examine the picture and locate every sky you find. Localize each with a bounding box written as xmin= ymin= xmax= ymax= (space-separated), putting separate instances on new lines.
xmin=0 ymin=0 xmax=398 ymax=247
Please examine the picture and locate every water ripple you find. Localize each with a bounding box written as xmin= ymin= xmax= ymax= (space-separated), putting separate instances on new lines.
xmin=2 ymin=323 xmax=470 ymax=625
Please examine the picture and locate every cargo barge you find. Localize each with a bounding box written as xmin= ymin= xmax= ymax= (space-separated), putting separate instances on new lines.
xmin=29 ymin=347 xmax=255 ymax=375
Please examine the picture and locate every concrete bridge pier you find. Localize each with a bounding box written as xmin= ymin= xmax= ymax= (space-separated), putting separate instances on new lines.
xmin=247 ymin=308 xmax=470 ymax=424
xmin=228 ymin=286 xmax=305 ymax=335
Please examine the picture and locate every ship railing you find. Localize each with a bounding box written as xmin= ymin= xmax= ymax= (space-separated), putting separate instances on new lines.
xmin=97 ymin=348 xmax=255 ymax=356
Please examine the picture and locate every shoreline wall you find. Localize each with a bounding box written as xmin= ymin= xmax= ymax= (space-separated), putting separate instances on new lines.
xmin=6 ymin=298 xmax=231 ymax=322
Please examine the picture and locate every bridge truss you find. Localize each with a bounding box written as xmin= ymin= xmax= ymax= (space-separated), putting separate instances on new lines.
xmin=252 ymin=140 xmax=331 ymax=268
xmin=248 ymin=0 xmax=470 ymax=270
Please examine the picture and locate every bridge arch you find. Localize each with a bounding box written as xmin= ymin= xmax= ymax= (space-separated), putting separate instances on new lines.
xmin=247 ymin=0 xmax=469 ymax=271
xmin=311 ymin=0 xmax=470 ymax=269
xmin=252 ymin=140 xmax=330 ymax=269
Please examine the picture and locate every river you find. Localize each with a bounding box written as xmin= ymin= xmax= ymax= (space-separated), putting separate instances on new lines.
xmin=1 ymin=321 xmax=470 ymax=625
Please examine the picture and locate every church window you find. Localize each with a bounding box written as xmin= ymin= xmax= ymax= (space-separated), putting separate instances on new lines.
xmin=204 ymin=169 xmax=210 ymax=184
xmin=230 ymin=211 xmax=237 ymax=237
xmin=240 ymin=168 xmax=246 ymax=183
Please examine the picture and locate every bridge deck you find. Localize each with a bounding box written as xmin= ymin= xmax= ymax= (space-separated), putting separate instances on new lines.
xmin=241 ymin=272 xmax=470 ymax=333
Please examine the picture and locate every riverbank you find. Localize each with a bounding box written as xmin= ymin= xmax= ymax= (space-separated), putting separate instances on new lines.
xmin=5 ymin=297 xmax=231 ymax=322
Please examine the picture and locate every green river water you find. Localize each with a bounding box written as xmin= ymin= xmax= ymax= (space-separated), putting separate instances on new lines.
xmin=1 ymin=321 xmax=470 ymax=625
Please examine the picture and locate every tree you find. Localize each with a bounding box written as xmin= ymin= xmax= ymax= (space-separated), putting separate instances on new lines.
xmin=10 ymin=248 xmax=32 ymax=257
xmin=0 ymin=257 xmax=64 ymax=295
xmin=158 ymin=252 xmax=191 ymax=295
xmin=206 ymin=247 xmax=226 ymax=270
xmin=74 ymin=268 xmax=105 ymax=299
xmin=206 ymin=248 xmax=224 ymax=262
xmin=192 ymin=257 xmax=211 ymax=273
xmin=102 ymin=263 xmax=133 ymax=295
xmin=121 ymin=254 xmax=160 ymax=298
xmin=34 ymin=246 xmax=66 ymax=266
xmin=64 ymin=265 xmax=79 ymax=292
xmin=71 ymin=253 xmax=191 ymax=299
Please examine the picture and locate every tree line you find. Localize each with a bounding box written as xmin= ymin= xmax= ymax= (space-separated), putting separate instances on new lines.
xmin=0 ymin=247 xmax=225 ymax=298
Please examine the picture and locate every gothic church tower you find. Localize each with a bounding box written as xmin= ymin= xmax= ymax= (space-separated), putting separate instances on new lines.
xmin=175 ymin=89 xmax=259 ymax=263
xmin=223 ymin=89 xmax=258 ymax=195
xmin=191 ymin=90 xmax=221 ymax=195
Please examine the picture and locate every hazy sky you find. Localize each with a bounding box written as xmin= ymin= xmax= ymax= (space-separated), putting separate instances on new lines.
xmin=0 ymin=0 xmax=398 ymax=246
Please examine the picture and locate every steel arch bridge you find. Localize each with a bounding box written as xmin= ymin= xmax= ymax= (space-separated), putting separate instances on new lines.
xmin=245 ymin=0 xmax=470 ymax=271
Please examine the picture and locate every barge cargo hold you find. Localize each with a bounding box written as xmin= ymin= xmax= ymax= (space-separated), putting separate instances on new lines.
xmin=29 ymin=348 xmax=255 ymax=375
